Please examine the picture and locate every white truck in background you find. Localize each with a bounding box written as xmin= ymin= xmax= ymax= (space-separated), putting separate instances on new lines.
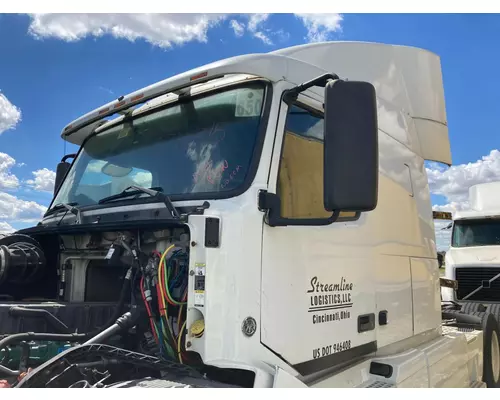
xmin=442 ymin=182 xmax=500 ymax=315
xmin=0 ymin=41 xmax=499 ymax=388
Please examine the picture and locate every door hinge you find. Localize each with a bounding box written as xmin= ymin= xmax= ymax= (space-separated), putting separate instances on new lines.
xmin=258 ymin=190 xmax=274 ymax=212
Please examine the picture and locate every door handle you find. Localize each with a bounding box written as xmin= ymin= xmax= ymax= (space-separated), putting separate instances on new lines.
xmin=378 ymin=310 xmax=388 ymax=325
xmin=358 ymin=313 xmax=375 ymax=333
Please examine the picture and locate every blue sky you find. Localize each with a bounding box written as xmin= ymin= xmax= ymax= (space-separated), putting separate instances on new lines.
xmin=0 ymin=13 xmax=499 ymax=250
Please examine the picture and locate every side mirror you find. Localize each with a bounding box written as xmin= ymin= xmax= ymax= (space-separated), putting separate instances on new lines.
xmin=54 ymin=154 xmax=76 ymax=196
xmin=323 ymin=80 xmax=379 ymax=212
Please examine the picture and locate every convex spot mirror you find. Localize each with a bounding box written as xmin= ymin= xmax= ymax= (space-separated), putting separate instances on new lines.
xmin=323 ymin=79 xmax=379 ymax=213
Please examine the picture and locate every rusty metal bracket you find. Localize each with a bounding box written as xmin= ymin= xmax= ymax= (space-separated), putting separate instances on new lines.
xmin=440 ymin=277 xmax=458 ymax=290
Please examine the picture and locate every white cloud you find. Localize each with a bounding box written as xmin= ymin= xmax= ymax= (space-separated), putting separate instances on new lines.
xmin=26 ymin=168 xmax=56 ymax=192
xmin=273 ymin=29 xmax=291 ymax=43
xmin=0 ymin=152 xmax=20 ymax=190
xmin=254 ymin=31 xmax=273 ymax=45
xmin=27 ymin=14 xmax=227 ymax=49
xmin=229 ymin=20 xmax=244 ymax=37
xmin=0 ymin=151 xmax=52 ymax=227
xmin=0 ymin=93 xmax=22 ymax=135
xmin=295 ymin=13 xmax=343 ymax=43
xmin=228 ymin=14 xmax=277 ymax=45
xmin=246 ymin=14 xmax=273 ymax=45
xmin=427 ymin=149 xmax=500 ymax=205
xmin=98 ymin=86 xmax=115 ymax=96
xmin=0 ymin=192 xmax=47 ymax=222
xmin=26 ymin=13 xmax=291 ymax=48
xmin=0 ymin=221 xmax=14 ymax=234
xmin=0 ymin=152 xmax=57 ymax=193
xmin=247 ymin=14 xmax=269 ymax=33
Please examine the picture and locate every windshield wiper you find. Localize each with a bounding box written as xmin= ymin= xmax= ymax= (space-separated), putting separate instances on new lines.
xmin=47 ymin=202 xmax=82 ymax=225
xmin=46 ymin=202 xmax=79 ymax=215
xmin=98 ymin=186 xmax=180 ymax=219
xmin=98 ymin=186 xmax=163 ymax=204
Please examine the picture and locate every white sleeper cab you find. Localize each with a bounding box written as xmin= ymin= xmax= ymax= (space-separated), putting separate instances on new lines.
xmin=0 ymin=41 xmax=498 ymax=388
xmin=443 ymin=182 xmax=500 ymax=316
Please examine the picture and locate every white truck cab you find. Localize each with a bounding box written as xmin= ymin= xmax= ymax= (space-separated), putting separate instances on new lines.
xmin=1 ymin=41 xmax=499 ymax=389
xmin=443 ymin=182 xmax=500 ymax=305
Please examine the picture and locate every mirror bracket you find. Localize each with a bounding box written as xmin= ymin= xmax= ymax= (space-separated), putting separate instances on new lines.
xmin=258 ymin=190 xmax=283 ymax=227
xmin=258 ymin=190 xmax=340 ymax=227
xmin=61 ymin=153 xmax=77 ymax=163
xmin=283 ymin=73 xmax=340 ymax=105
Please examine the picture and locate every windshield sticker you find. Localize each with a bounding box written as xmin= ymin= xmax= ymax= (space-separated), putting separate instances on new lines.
xmin=235 ymin=89 xmax=264 ymax=117
xmin=308 ymin=276 xmax=353 ymax=325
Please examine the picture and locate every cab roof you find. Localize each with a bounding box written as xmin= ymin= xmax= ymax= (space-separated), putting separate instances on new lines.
xmin=61 ymin=41 xmax=451 ymax=166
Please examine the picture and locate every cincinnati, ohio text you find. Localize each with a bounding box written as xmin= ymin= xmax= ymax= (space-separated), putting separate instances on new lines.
xmin=312 ymin=309 xmax=351 ymax=324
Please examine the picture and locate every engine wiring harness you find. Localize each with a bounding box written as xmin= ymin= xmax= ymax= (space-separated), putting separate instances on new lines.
xmin=0 ymin=230 xmax=198 ymax=387
xmin=140 ymin=245 xmax=190 ymax=364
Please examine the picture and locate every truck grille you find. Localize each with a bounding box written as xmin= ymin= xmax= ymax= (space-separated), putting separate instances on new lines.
xmin=456 ymin=267 xmax=500 ymax=302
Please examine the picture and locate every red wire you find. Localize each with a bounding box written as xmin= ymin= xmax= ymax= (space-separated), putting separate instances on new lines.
xmin=140 ymin=276 xmax=159 ymax=343
xmin=156 ymin=283 xmax=165 ymax=316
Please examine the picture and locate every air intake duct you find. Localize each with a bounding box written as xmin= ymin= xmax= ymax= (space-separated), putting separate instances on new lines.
xmin=0 ymin=234 xmax=46 ymax=286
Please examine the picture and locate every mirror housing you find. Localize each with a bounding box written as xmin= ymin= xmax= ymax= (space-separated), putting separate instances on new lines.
xmin=323 ymin=80 xmax=379 ymax=212
xmin=54 ymin=154 xmax=76 ymax=196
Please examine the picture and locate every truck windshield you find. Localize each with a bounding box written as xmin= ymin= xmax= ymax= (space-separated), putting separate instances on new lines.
xmin=452 ymin=218 xmax=500 ymax=248
xmin=50 ymin=82 xmax=267 ymax=210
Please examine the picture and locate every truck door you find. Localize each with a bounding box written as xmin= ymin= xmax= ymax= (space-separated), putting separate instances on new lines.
xmin=260 ymin=92 xmax=377 ymax=377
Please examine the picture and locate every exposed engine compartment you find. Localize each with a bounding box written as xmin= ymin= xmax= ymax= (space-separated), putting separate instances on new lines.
xmin=0 ymin=225 xmax=252 ymax=388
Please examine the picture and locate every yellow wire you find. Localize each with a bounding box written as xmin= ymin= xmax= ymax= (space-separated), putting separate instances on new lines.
xmin=178 ymin=304 xmax=183 ymax=333
xmin=158 ymin=244 xmax=183 ymax=344
xmin=158 ymin=245 xmax=176 ymax=339
xmin=159 ymin=244 xmax=187 ymax=306
xmin=177 ymin=320 xmax=187 ymax=363
xmin=158 ymin=244 xmax=175 ymax=306
xmin=159 ymin=245 xmax=175 ymax=288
